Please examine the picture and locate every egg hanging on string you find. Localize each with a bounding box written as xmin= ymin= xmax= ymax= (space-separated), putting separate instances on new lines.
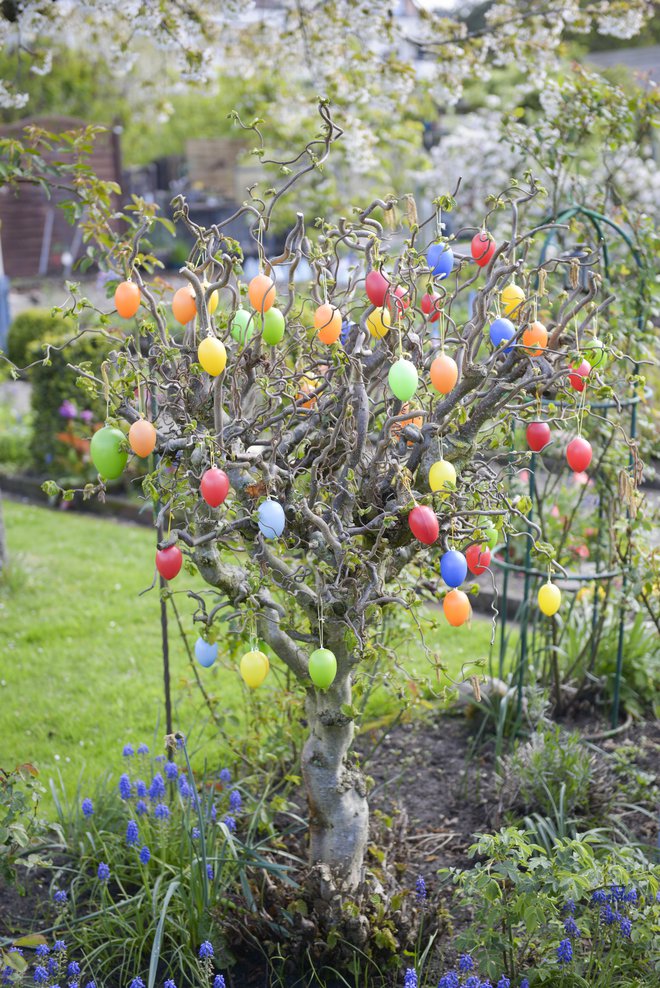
xmin=427 ymin=243 xmax=454 ymax=279
xmin=114 ymin=281 xmax=141 ymax=319
xmin=526 ymin=422 xmax=551 ymax=452
xmin=248 ymin=274 xmax=276 ymax=313
xmin=521 ymin=320 xmax=548 ymax=356
xmin=314 ymin=303 xmax=342 ymax=345
xmin=262 ymin=307 xmax=285 ymax=345
xmin=257 ymin=499 xmax=286 ymax=539
xmin=198 ymin=336 xmax=227 ymax=376
xmin=195 ymin=638 xmax=217 ymax=668
xmin=308 ymin=648 xmax=337 ymax=690
xmin=200 ymin=467 xmax=230 ymax=507
xmin=466 ymin=543 xmax=491 ymax=575
xmin=367 ymin=307 xmax=391 ymax=339
xmin=568 ymin=359 xmax=591 ymax=392
xmin=388 ymin=358 xmax=418 ymax=402
xmin=240 ymin=649 xmax=270 ymax=688
xmin=128 ymin=419 xmax=157 ymax=458
xmin=489 ymin=317 xmax=516 ymax=351
xmin=172 ymin=286 xmax=197 ymax=325
xmin=500 ymin=284 xmax=525 ymax=316
xmin=429 ymin=459 xmax=456 ymax=491
xmin=90 ymin=426 xmax=128 ymax=480
xmin=443 ymin=589 xmax=470 ymax=626
xmin=430 ymin=353 xmax=458 ymax=394
xmin=230 ymin=309 xmax=253 ymax=344
xmin=365 ymin=270 xmax=390 ymax=307
xmin=566 ymin=436 xmax=593 ymax=473
xmin=408 ymin=505 xmax=439 ymax=545
xmin=156 ymin=545 xmax=183 ymax=581
xmin=538 ymin=581 xmax=561 ymax=616
xmin=421 ymin=292 xmax=442 ymax=322
xmin=471 ymin=232 xmax=496 ymax=267
xmin=440 ymin=549 xmax=468 ymax=588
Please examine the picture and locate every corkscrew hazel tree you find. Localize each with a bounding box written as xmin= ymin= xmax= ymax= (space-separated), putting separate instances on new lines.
xmin=27 ymin=106 xmax=623 ymax=889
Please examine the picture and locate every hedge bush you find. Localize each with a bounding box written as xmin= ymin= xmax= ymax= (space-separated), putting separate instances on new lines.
xmin=28 ymin=330 xmax=116 ymax=477
xmin=6 ymin=309 xmax=68 ymax=369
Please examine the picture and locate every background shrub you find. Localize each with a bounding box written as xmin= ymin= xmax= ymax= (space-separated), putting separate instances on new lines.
xmin=5 ymin=309 xmax=67 ymax=369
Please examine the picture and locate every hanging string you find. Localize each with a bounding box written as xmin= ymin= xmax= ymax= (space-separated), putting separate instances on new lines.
xmin=397 ymin=306 xmax=403 ymax=359
xmin=322 ymin=268 xmax=328 ymax=305
xmin=435 ymin=204 xmax=442 ymax=241
xmin=318 ymin=593 xmax=324 ymax=648
xmin=257 ymin=219 xmax=265 ymax=273
xmin=439 ymin=311 xmax=445 ymax=353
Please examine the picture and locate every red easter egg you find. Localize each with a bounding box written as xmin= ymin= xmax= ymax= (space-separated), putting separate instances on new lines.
xmin=408 ymin=505 xmax=439 ymax=545
xmin=526 ymin=422 xmax=551 ymax=452
xmin=566 ymin=437 xmax=593 ymax=473
xmin=200 ymin=467 xmax=230 ymax=507
xmin=156 ymin=545 xmax=183 ymax=581
xmin=471 ymin=232 xmax=495 ymax=267
xmin=568 ymin=359 xmax=591 ymax=392
xmin=421 ymin=292 xmax=442 ymax=323
xmin=365 ymin=270 xmax=390 ymax=307
xmin=388 ymin=284 xmax=410 ymax=317
xmin=465 ymin=543 xmax=491 ymax=575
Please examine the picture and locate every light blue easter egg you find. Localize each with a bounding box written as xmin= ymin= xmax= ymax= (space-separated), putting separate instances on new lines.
xmin=427 ymin=243 xmax=454 ymax=280
xmin=194 ymin=638 xmax=217 ymax=668
xmin=257 ymin=499 xmax=286 ymax=539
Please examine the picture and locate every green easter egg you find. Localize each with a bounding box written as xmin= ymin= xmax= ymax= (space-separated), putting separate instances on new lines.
xmin=582 ymin=337 xmax=608 ymax=370
xmin=388 ymin=358 xmax=418 ymax=402
xmin=90 ymin=426 xmax=127 ymax=480
xmin=484 ymin=527 xmax=498 ymax=550
xmin=230 ymin=308 xmax=253 ymax=344
xmin=308 ymin=647 xmax=337 ymax=690
xmin=262 ymin=307 xmax=285 ymax=345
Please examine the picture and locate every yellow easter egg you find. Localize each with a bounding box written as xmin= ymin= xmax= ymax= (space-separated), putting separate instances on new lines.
xmin=198 ymin=336 xmax=227 ymax=376
xmin=501 ymin=284 xmax=526 ymax=317
xmin=538 ymin=582 xmax=561 ymax=616
xmin=208 ymin=289 xmax=219 ymax=315
xmin=429 ymin=459 xmax=457 ymax=491
xmin=367 ymin=308 xmax=391 ymax=339
xmin=240 ymin=649 xmax=270 ymax=688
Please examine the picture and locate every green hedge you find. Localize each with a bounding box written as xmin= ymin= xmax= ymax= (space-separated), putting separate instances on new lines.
xmin=28 ymin=331 xmax=115 ymax=477
xmin=6 ymin=309 xmax=68 ymax=369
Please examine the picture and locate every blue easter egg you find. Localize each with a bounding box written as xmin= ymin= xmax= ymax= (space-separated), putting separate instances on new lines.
xmin=489 ymin=317 xmax=516 ymax=352
xmin=427 ymin=243 xmax=454 ymax=280
xmin=258 ymin=499 xmax=286 ymax=539
xmin=340 ymin=318 xmax=351 ymax=347
xmin=440 ymin=549 xmax=468 ymax=588
xmin=194 ymin=638 xmax=217 ymax=668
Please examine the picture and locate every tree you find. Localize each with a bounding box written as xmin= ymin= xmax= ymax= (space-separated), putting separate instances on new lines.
xmin=18 ymin=101 xmax=638 ymax=889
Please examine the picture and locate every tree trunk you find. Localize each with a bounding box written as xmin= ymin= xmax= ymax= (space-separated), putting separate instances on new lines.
xmin=301 ymin=668 xmax=369 ymax=889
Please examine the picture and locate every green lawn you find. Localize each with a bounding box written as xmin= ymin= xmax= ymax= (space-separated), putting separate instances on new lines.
xmin=0 ymin=500 xmax=496 ymax=806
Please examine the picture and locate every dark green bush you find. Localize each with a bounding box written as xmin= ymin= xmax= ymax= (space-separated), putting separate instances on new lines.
xmin=27 ymin=330 xmax=115 ymax=477
xmin=5 ymin=309 xmax=68 ymax=369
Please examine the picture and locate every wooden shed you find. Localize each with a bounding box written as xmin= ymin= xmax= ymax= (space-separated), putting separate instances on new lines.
xmin=0 ymin=115 xmax=121 ymax=278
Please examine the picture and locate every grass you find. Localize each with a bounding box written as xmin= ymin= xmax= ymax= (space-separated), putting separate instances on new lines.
xmin=0 ymin=500 xmax=497 ymax=808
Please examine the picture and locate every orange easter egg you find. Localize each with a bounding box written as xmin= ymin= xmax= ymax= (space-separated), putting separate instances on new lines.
xmin=114 ymin=281 xmax=141 ymax=319
xmin=522 ymin=320 xmax=548 ymax=356
xmin=443 ymin=588 xmax=471 ymax=627
xmin=128 ymin=419 xmax=157 ymax=458
xmin=430 ymin=353 xmax=458 ymax=394
xmin=314 ymin=303 xmax=342 ymax=344
xmin=248 ymin=274 xmax=276 ymax=313
xmin=172 ymin=286 xmax=197 ymax=325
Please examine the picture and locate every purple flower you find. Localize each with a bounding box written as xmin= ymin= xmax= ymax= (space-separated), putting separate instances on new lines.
xmin=403 ymin=970 xmax=417 ymax=988
xmin=139 ymin=846 xmax=151 ymax=864
xmin=164 ymin=981 xmax=176 ymax=988
xmin=154 ymin=803 xmax=170 ymax=821
xmin=438 ymin=974 xmax=458 ymax=988
xmin=178 ymin=775 xmax=192 ymax=799
xmin=84 ymin=983 xmax=96 ymax=988
xmin=129 ymin=980 xmax=145 ymax=988
xmin=97 ymin=862 xmax=110 ymax=882
xmin=126 ymin=820 xmax=139 ymax=845
xmin=80 ymin=409 xmax=94 ymax=425
xmin=137 ymin=743 xmax=149 ymax=755
xmin=223 ymin=815 xmax=236 ymax=832
xmin=81 ymin=798 xmax=93 ymax=817
xmin=591 ymin=889 xmax=608 ymax=905
xmin=53 ymin=942 xmax=66 ymax=955
xmin=136 ymin=799 xmax=148 ymax=816
xmin=136 ymin=779 xmax=147 ymax=798
xmin=198 ymin=942 xmax=214 ymax=960
xmin=625 ymin=888 xmax=638 ymax=904
xmin=53 ymin=889 xmax=67 ymax=905
xmin=564 ymin=916 xmax=580 ymax=937
xmin=219 ymin=768 xmax=231 ymax=784
xmin=58 ymin=400 xmax=77 ymax=420
xmin=34 ymin=967 xmax=48 ymax=983
xmin=164 ymin=762 xmax=178 ymax=781
xmin=464 ymin=979 xmax=480 ymax=988
xmin=35 ymin=947 xmax=50 ymax=959
xmin=619 ymin=917 xmax=632 ymax=938
xmin=118 ymin=774 xmax=132 ymax=800
xmin=557 ymin=939 xmax=573 ymax=964
xmin=459 ymin=955 xmax=474 ymax=973
xmin=149 ymin=773 xmax=165 ymax=800
xmin=212 ymin=978 xmax=225 ymax=988
xmin=415 ymin=875 xmax=427 ymax=902
xmin=122 ymin=744 xmax=134 ymax=757
xmin=206 ymin=865 xmax=214 ymax=880
xmin=228 ymin=789 xmax=242 ymax=813
xmin=563 ymin=897 xmax=576 ymax=914
xmin=67 ymin=963 xmax=80 ymax=978
xmin=47 ymin=960 xmax=58 ymax=977
xmin=209 ymin=803 xmax=217 ymax=822
xmin=192 ymin=827 xmax=201 ymax=840
xmin=497 ymin=978 xmax=510 ymax=988
xmin=520 ymin=981 xmax=529 ymax=988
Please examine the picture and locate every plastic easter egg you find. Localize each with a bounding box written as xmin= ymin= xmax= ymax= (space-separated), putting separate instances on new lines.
xmin=388 ymin=358 xmax=418 ymax=402
xmin=538 ymin=582 xmax=561 ymax=616
xmin=466 ymin=543 xmax=491 ymax=575
xmin=471 ymin=232 xmax=496 ymax=267
xmin=568 ymin=359 xmax=591 ymax=392
xmin=427 ymin=243 xmax=454 ymax=279
xmin=441 ymin=549 xmax=468 ymax=588
xmin=114 ymin=281 xmax=141 ymax=319
xmin=308 ymin=648 xmax=337 ymax=690
xmin=198 ymin=336 xmax=227 ymax=376
xmin=128 ymin=419 xmax=157 ymax=458
xmin=489 ymin=317 xmax=516 ymax=351
xmin=248 ymin=273 xmax=276 ymax=313
xmin=421 ymin=292 xmax=442 ymax=322
xmin=230 ymin=309 xmax=253 ymax=344
xmin=258 ymin=499 xmax=285 ymax=539
xmin=262 ymin=307 xmax=285 ymax=345
xmin=430 ymin=353 xmax=458 ymax=394
xmin=207 ymin=289 xmax=219 ymax=316
xmin=522 ymin=320 xmax=548 ymax=356
xmin=90 ymin=426 xmax=128 ymax=480
xmin=365 ymin=270 xmax=390 ymax=307
xmin=566 ymin=436 xmax=593 ymax=473
xmin=299 ymin=375 xmax=319 ymax=409
xmin=367 ymin=307 xmax=391 ymax=339
xmin=240 ymin=649 xmax=269 ymax=688
xmin=388 ymin=285 xmax=410 ymax=317
xmin=408 ymin=505 xmax=439 ymax=545
xmin=195 ymin=638 xmax=217 ymax=668
xmin=200 ymin=467 xmax=230 ymax=507
xmin=501 ymin=284 xmax=525 ymax=316
xmin=315 ymin=303 xmax=342 ymax=345
xmin=583 ymin=337 xmax=607 ymax=370
xmin=443 ymin=589 xmax=470 ymax=627
xmin=483 ymin=527 xmax=498 ymax=550
xmin=156 ymin=545 xmax=183 ymax=581
xmin=526 ymin=422 xmax=551 ymax=452
xmin=172 ymin=286 xmax=197 ymax=325
xmin=429 ymin=459 xmax=456 ymax=491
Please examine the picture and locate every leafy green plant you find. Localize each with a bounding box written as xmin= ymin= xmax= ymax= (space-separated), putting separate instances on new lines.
xmin=0 ymin=764 xmax=62 ymax=886
xmin=442 ymin=827 xmax=660 ymax=986
xmin=5 ymin=310 xmax=68 ymax=370
xmin=0 ymin=401 xmax=32 ymax=472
